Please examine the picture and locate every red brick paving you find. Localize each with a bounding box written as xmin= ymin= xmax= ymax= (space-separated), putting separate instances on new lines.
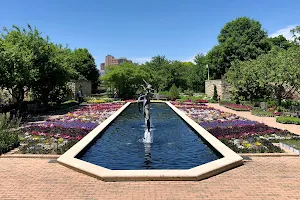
xmin=0 ymin=157 xmax=300 ymax=200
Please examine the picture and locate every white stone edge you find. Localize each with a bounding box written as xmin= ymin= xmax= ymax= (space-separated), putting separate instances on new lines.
xmin=279 ymin=142 xmax=300 ymax=155
xmin=57 ymin=101 xmax=243 ymax=181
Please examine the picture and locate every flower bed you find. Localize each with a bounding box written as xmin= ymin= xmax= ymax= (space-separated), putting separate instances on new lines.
xmin=221 ymin=103 xmax=252 ymax=111
xmin=208 ymin=124 xmax=283 ymax=139
xmin=18 ymin=102 xmax=124 ymax=154
xmin=199 ymin=120 xmax=258 ymax=130
xmin=173 ymin=102 xmax=298 ymax=153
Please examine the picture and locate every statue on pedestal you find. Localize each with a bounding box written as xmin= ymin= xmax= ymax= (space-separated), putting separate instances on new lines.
xmin=138 ymin=80 xmax=154 ymax=143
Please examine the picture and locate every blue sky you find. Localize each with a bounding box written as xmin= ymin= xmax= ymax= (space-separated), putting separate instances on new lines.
xmin=1 ymin=0 xmax=299 ymax=68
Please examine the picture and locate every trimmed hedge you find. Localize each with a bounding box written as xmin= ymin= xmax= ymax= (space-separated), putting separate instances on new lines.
xmin=276 ymin=116 xmax=300 ymax=125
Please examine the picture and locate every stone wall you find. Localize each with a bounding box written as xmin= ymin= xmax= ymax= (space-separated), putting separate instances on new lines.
xmin=205 ymin=79 xmax=223 ymax=98
xmin=70 ymin=80 xmax=92 ymax=97
xmin=205 ymin=79 xmax=232 ymax=100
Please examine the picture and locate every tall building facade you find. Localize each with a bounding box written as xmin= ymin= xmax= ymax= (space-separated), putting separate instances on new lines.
xmin=105 ymin=55 xmax=132 ymax=66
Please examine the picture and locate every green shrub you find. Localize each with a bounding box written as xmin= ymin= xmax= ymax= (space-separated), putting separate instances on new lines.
xmin=208 ymin=99 xmax=218 ymax=103
xmin=240 ymin=101 xmax=252 ymax=106
xmin=168 ymin=84 xmax=179 ymax=100
xmin=178 ymin=87 xmax=183 ymax=93
xmin=177 ymin=96 xmax=188 ymax=102
xmin=276 ymin=116 xmax=300 ymax=125
xmin=267 ymin=100 xmax=278 ymax=107
xmin=184 ymin=89 xmax=194 ymax=96
xmin=251 ymin=108 xmax=276 ymax=117
xmin=0 ymin=112 xmax=21 ymax=155
xmin=158 ymin=91 xmax=169 ymax=95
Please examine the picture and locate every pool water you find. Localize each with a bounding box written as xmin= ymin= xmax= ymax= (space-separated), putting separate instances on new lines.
xmin=78 ymin=103 xmax=222 ymax=170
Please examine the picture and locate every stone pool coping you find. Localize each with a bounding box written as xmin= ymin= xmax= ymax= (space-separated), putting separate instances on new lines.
xmin=57 ymin=101 xmax=243 ymax=181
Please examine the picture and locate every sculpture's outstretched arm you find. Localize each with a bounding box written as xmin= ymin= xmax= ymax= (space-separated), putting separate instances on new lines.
xmin=141 ymin=84 xmax=147 ymax=91
xmin=143 ymin=79 xmax=149 ymax=86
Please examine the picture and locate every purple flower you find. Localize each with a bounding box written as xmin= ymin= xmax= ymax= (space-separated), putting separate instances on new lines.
xmin=200 ymin=120 xmax=258 ymax=129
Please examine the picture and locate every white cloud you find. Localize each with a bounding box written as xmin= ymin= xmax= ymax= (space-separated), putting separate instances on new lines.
xmin=269 ymin=25 xmax=298 ymax=41
xmin=182 ymin=56 xmax=196 ymax=63
xmin=131 ymin=57 xmax=152 ymax=64
xmin=181 ymin=52 xmax=207 ymax=63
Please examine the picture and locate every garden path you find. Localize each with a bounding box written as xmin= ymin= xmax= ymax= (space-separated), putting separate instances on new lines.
xmin=0 ymin=157 xmax=299 ymax=199
xmin=208 ymin=103 xmax=300 ymax=135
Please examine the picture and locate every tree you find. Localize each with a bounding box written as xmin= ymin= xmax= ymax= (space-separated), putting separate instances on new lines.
xmin=168 ymin=84 xmax=179 ymax=100
xmin=226 ymin=59 xmax=270 ymax=103
xmin=162 ymin=60 xmax=189 ymax=90
xmin=143 ymin=55 xmax=170 ymax=91
xmin=31 ymin=43 xmax=75 ymax=105
xmin=268 ymin=35 xmax=295 ymax=50
xmin=207 ymin=17 xmax=271 ymax=79
xmin=0 ymin=25 xmax=37 ymax=107
xmin=226 ymin=47 xmax=300 ymax=105
xmin=186 ymin=53 xmax=207 ymax=92
xmin=101 ymin=63 xmax=149 ymax=98
xmin=291 ymin=26 xmax=300 ymax=45
xmin=71 ymin=48 xmax=100 ymax=91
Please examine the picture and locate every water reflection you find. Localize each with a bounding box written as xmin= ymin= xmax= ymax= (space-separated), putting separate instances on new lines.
xmin=144 ymin=143 xmax=152 ymax=168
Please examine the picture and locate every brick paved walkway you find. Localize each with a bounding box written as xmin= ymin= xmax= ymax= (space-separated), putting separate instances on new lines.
xmin=208 ymin=103 xmax=300 ymax=135
xmin=0 ymin=157 xmax=300 ymax=200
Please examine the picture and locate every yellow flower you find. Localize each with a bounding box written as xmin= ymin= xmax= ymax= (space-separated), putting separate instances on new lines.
xmin=58 ymin=138 xmax=64 ymax=144
xmin=243 ymin=143 xmax=251 ymax=148
xmin=255 ymin=141 xmax=262 ymax=146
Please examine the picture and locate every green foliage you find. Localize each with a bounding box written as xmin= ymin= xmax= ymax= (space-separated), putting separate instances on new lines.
xmin=251 ymin=108 xmax=276 ymax=117
xmin=226 ymin=47 xmax=300 ymax=105
xmin=101 ymin=63 xmax=149 ymax=98
xmin=0 ymin=89 xmax=10 ymax=104
xmin=268 ymin=35 xmax=295 ymax=50
xmin=142 ymin=55 xmax=170 ymax=91
xmin=142 ymin=56 xmax=193 ymax=92
xmin=291 ymin=26 xmax=300 ymax=45
xmin=71 ymin=48 xmax=100 ymax=89
xmin=0 ymin=112 xmax=21 ymax=154
xmin=213 ymin=85 xmax=218 ymax=100
xmin=208 ymin=99 xmax=218 ymax=103
xmin=168 ymin=84 xmax=179 ymax=100
xmin=207 ymin=17 xmax=271 ymax=79
xmin=63 ymin=100 xmax=77 ymax=104
xmin=0 ymin=24 xmax=98 ymax=108
xmin=158 ymin=91 xmax=169 ymax=95
xmin=102 ymin=55 xmax=203 ymax=98
xmin=31 ymin=43 xmax=74 ymax=105
xmin=177 ymin=95 xmax=208 ymax=103
xmin=276 ymin=116 xmax=300 ymax=125
xmin=184 ymin=89 xmax=194 ymax=96
xmin=226 ymin=59 xmax=270 ymax=102
xmin=0 ymin=25 xmax=38 ymax=105
xmin=186 ymin=54 xmax=206 ymax=92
